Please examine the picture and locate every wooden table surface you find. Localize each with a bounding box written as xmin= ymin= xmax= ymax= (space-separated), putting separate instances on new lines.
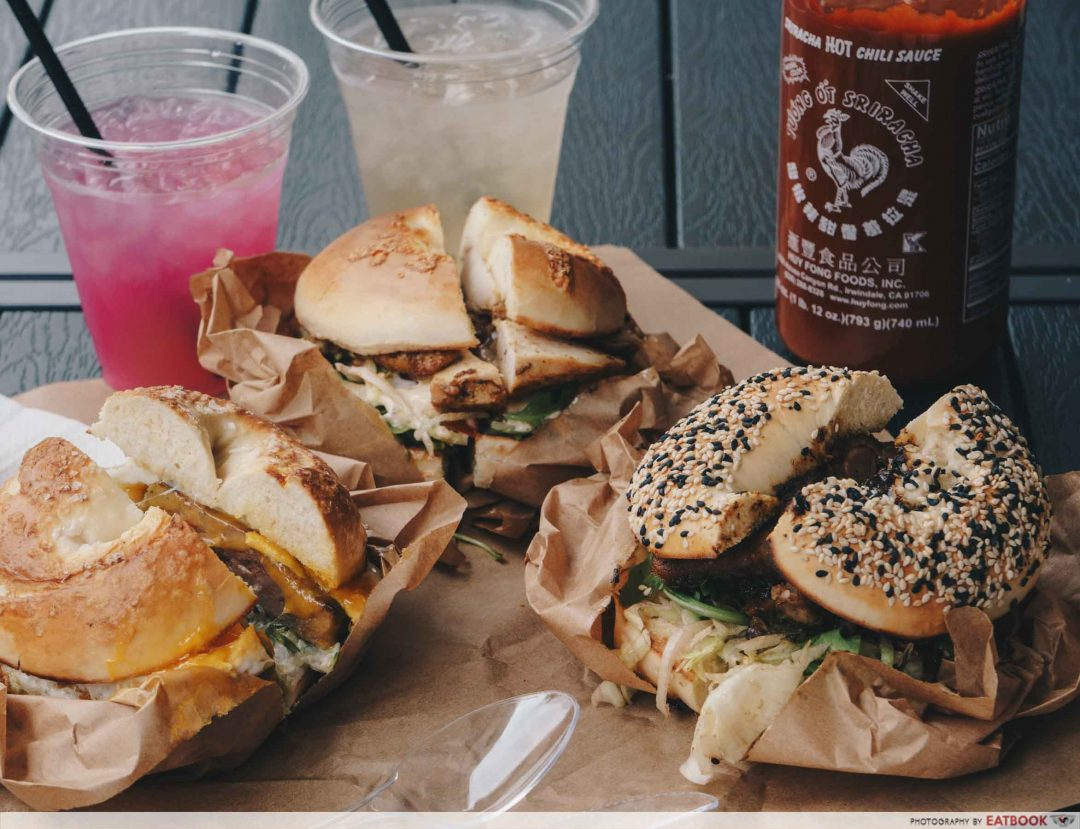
xmin=0 ymin=0 xmax=1078 ymax=478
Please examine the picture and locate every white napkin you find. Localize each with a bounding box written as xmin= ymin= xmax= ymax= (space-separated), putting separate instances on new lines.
xmin=0 ymin=395 xmax=124 ymax=482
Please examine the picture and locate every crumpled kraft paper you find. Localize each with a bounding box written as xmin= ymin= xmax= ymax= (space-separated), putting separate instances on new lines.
xmin=524 ymin=408 xmax=1080 ymax=780
xmin=191 ymin=251 xmax=422 ymax=487
xmin=190 ymin=249 xmax=733 ymax=508
xmin=16 ymin=250 xmax=1077 ymax=811
xmin=472 ymin=334 xmax=732 ymax=509
xmin=7 ymin=378 xmax=1079 ymax=813
xmin=0 ymin=474 xmax=466 ymax=810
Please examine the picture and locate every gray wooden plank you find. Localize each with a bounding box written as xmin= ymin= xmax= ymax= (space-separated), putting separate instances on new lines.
xmin=749 ymin=307 xmax=787 ymax=359
xmin=0 ymin=2 xmax=44 ymax=133
xmin=670 ymin=0 xmax=780 ymax=248
xmin=551 ymin=0 xmax=667 ymax=247
xmin=249 ymin=0 xmax=365 ymax=252
xmin=1008 ymin=304 xmax=1080 ymax=475
xmin=1013 ymin=2 xmax=1080 ymax=246
xmin=708 ymin=305 xmax=739 ymax=328
xmin=673 ymin=0 xmax=1080 ymax=248
xmin=0 ymin=311 xmax=98 ymax=396
xmin=0 ymin=0 xmax=249 ymax=255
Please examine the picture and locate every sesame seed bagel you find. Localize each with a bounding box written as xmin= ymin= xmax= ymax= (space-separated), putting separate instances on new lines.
xmin=625 ymin=367 xmax=902 ymax=559
xmin=769 ymin=385 xmax=1050 ymax=640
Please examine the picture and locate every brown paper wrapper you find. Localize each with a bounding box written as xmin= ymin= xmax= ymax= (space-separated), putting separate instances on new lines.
xmin=15 ymin=251 xmax=1078 ymax=811
xmin=473 ymin=334 xmax=731 ymax=509
xmin=524 ymin=412 xmax=1080 ymax=780
xmin=190 ymin=249 xmax=732 ymax=509
xmin=0 ymin=477 xmax=466 ymax=810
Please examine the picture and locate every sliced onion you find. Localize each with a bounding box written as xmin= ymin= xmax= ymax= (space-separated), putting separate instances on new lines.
xmin=656 ymin=620 xmax=711 ymax=716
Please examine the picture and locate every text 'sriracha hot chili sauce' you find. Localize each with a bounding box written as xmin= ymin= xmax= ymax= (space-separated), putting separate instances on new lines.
xmin=776 ymin=0 xmax=1026 ymax=384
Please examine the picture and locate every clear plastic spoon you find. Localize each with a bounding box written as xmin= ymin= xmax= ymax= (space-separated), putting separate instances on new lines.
xmin=352 ymin=690 xmax=580 ymax=813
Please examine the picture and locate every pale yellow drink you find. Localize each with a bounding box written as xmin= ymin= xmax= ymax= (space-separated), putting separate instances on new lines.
xmin=312 ymin=1 xmax=597 ymax=249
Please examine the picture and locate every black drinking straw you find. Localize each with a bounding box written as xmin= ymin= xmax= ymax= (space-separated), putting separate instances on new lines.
xmin=364 ymin=0 xmax=414 ymax=54
xmin=5 ymin=0 xmax=113 ymax=159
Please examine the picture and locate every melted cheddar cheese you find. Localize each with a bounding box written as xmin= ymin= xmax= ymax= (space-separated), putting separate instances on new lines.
xmin=329 ymin=570 xmax=380 ymax=623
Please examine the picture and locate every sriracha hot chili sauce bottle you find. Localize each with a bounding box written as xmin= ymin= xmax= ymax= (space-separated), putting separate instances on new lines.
xmin=775 ymin=0 xmax=1027 ymax=384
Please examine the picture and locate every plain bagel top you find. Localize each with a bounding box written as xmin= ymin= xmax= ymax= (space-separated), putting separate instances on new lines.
xmin=294 ymin=205 xmax=478 ymax=355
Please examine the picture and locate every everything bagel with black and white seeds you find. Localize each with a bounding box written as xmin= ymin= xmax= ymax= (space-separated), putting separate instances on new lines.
xmin=769 ymin=384 xmax=1050 ymax=639
xmin=625 ymin=366 xmax=902 ymax=559
xmin=610 ymin=366 xmax=1052 ymax=778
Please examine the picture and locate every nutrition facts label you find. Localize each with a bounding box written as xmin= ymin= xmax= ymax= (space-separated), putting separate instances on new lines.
xmin=964 ymin=36 xmax=1023 ymax=321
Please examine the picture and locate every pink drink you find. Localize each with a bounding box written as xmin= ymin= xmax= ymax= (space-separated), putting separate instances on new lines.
xmin=42 ymin=95 xmax=288 ymax=392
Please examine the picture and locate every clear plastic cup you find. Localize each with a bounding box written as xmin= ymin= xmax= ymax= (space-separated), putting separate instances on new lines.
xmin=7 ymin=27 xmax=309 ymax=392
xmin=310 ymin=0 xmax=598 ymax=249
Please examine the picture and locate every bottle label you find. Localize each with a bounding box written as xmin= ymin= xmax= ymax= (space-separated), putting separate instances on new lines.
xmin=776 ymin=3 xmax=1023 ymax=345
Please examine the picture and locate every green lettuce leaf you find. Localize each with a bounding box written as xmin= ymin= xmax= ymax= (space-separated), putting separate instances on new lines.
xmin=663 ymin=587 xmax=750 ymax=625
xmin=811 ymin=628 xmax=862 ymax=654
xmin=618 ymin=554 xmax=665 ymax=607
xmin=619 ymin=554 xmax=749 ymax=624
xmin=487 ymin=385 xmax=579 ymax=437
xmin=805 ymin=628 xmax=862 ymax=676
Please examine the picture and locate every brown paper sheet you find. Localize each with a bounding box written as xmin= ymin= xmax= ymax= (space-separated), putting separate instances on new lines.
xmin=0 ymin=403 xmax=466 ymax=810
xmin=472 ymin=335 xmax=731 ymax=508
xmin=190 ymin=248 xmax=734 ymax=507
xmin=524 ymin=409 xmax=1080 ymax=783
xmin=8 ymin=251 xmax=1080 ymax=812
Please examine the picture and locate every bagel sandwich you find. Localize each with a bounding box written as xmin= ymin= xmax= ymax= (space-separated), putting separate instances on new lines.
xmin=296 ymin=200 xmax=637 ymax=480
xmin=460 ymin=197 xmax=637 ymax=442
xmin=86 ymin=386 xmax=373 ymax=708
xmin=294 ymin=205 xmax=496 ymax=478
xmin=0 ymin=436 xmax=273 ymax=714
xmin=611 ymin=367 xmax=1051 ymax=780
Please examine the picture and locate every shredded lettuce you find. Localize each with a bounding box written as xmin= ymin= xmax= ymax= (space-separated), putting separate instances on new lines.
xmin=617 ymin=605 xmax=653 ymax=669
xmin=803 ymin=628 xmax=860 ymax=676
xmin=811 ymin=628 xmax=861 ymax=654
xmin=682 ymin=642 xmax=825 ymax=782
xmin=336 ymin=360 xmax=473 ymax=453
xmin=802 ymin=629 xmax=948 ymax=680
xmin=679 ymin=632 xmax=730 ymax=677
xmin=622 ymin=558 xmax=952 ymax=689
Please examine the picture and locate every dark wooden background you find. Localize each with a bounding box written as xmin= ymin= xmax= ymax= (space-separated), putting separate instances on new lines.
xmin=0 ymin=0 xmax=1078 ymax=475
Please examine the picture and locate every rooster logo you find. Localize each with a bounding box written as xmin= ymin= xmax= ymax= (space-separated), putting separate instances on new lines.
xmin=816 ymin=109 xmax=889 ymax=213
